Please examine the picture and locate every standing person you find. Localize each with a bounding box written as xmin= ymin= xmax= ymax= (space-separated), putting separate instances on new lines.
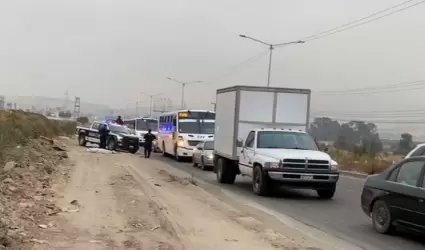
xmin=98 ymin=123 xmax=110 ymax=149
xmin=143 ymin=129 xmax=156 ymax=158
xmin=115 ymin=116 xmax=124 ymax=125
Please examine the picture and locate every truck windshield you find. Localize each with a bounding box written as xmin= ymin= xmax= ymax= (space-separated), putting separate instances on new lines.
xmin=178 ymin=120 xmax=215 ymax=134
xmin=257 ymin=131 xmax=317 ymax=150
xmin=109 ymin=125 xmax=131 ymax=134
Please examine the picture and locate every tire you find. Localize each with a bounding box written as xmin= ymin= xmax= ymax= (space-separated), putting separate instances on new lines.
xmin=372 ymin=200 xmax=394 ymax=234
xmin=216 ymin=158 xmax=236 ymax=184
xmin=78 ymin=134 xmax=87 ymax=146
xmin=174 ymin=146 xmax=181 ymax=162
xmin=317 ymin=186 xmax=336 ymax=199
xmin=107 ymin=138 xmax=117 ymax=151
xmin=252 ymin=165 xmax=273 ymax=196
xmin=162 ymin=142 xmax=167 ymax=157
xmin=192 ymin=156 xmax=198 ymax=167
xmin=129 ymin=146 xmax=139 ymax=154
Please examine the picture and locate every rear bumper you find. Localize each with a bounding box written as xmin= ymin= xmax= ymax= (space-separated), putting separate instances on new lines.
xmin=268 ymin=171 xmax=339 ymax=188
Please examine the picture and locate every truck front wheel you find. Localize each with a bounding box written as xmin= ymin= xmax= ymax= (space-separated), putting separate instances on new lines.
xmin=216 ymin=158 xmax=236 ymax=184
xmin=78 ymin=134 xmax=87 ymax=146
xmin=316 ymin=185 xmax=336 ymax=199
xmin=253 ymin=165 xmax=274 ymax=196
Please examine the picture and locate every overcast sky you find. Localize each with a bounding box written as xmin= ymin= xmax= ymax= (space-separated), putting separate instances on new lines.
xmin=1 ymin=0 xmax=424 ymax=131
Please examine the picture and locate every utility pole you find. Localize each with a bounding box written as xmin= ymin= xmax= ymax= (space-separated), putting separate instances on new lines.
xmin=239 ymin=34 xmax=304 ymax=87
xmin=166 ymin=77 xmax=202 ymax=109
xmin=140 ymin=92 xmax=163 ymax=117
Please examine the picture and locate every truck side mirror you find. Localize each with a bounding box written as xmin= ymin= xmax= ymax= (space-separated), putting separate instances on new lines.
xmin=236 ymin=138 xmax=244 ymax=147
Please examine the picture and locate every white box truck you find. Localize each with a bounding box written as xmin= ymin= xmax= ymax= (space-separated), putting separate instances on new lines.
xmin=213 ymin=85 xmax=339 ymax=198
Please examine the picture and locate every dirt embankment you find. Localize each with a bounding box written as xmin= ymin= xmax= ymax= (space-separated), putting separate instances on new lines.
xmin=0 ymin=111 xmax=75 ymax=249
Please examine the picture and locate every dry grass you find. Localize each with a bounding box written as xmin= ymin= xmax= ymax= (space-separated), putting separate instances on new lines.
xmin=329 ymin=148 xmax=403 ymax=174
xmin=0 ymin=110 xmax=76 ymax=163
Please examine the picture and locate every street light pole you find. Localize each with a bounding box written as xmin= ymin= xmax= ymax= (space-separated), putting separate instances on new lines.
xmin=239 ymin=34 xmax=304 ymax=87
xmin=140 ymin=92 xmax=163 ymax=117
xmin=166 ymin=77 xmax=202 ymax=109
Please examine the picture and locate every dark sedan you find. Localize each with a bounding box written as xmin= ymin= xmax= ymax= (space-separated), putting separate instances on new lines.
xmin=361 ymin=156 xmax=425 ymax=234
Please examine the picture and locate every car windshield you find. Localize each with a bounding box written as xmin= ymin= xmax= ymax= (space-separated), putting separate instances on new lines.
xmin=109 ymin=125 xmax=131 ymax=134
xmin=178 ymin=120 xmax=215 ymax=134
xmin=257 ymin=131 xmax=317 ymax=150
xmin=204 ymin=141 xmax=214 ymax=150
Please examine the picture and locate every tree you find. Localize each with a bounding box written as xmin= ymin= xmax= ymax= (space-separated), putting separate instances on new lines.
xmin=76 ymin=116 xmax=89 ymax=124
xmin=397 ymin=133 xmax=413 ymax=155
xmin=309 ymin=117 xmax=341 ymax=141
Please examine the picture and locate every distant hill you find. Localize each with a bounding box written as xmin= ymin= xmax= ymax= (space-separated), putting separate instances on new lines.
xmin=6 ymin=96 xmax=113 ymax=116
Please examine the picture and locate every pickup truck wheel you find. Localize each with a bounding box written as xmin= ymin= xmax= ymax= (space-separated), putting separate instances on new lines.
xmin=107 ymin=138 xmax=117 ymax=151
xmin=78 ymin=134 xmax=87 ymax=146
xmin=317 ymin=186 xmax=336 ymax=199
xmin=253 ymin=165 xmax=273 ymax=196
xmin=372 ymin=200 xmax=394 ymax=234
xmin=129 ymin=146 xmax=139 ymax=154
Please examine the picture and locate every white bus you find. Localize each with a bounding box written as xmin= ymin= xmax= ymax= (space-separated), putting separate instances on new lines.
xmin=123 ymin=117 xmax=158 ymax=147
xmin=158 ymin=109 xmax=215 ymax=161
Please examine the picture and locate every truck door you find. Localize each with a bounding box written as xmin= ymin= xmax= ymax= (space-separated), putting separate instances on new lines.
xmin=239 ymin=131 xmax=256 ymax=177
xmin=88 ymin=122 xmax=101 ymax=143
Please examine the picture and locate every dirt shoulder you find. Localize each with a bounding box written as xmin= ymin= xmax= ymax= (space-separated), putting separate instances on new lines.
xmin=32 ymin=143 xmax=341 ymax=250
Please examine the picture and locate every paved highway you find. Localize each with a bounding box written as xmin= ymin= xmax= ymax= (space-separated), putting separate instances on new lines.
xmin=153 ymin=154 xmax=425 ymax=250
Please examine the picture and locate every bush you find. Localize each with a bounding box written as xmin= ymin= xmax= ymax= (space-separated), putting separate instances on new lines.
xmin=0 ymin=110 xmax=76 ymax=161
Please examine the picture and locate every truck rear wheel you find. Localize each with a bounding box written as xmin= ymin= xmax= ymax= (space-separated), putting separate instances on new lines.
xmin=129 ymin=146 xmax=139 ymax=154
xmin=253 ymin=165 xmax=274 ymax=196
xmin=216 ymin=158 xmax=236 ymax=184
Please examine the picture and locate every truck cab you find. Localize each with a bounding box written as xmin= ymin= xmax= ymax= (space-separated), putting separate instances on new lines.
xmin=236 ymin=128 xmax=339 ymax=198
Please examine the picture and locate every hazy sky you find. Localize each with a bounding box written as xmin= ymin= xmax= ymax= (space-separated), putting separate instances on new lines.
xmin=1 ymin=0 xmax=424 ymax=131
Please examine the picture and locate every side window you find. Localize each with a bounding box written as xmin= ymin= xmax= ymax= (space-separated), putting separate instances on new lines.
xmin=91 ymin=122 xmax=99 ymax=130
xmin=245 ymin=131 xmax=255 ymax=148
xmin=395 ymin=161 xmax=424 ymax=187
xmin=409 ymin=145 xmax=425 ymax=157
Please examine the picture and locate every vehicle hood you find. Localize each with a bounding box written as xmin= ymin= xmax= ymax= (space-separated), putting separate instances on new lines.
xmin=204 ymin=150 xmax=213 ymax=156
xmin=115 ymin=132 xmax=139 ymax=139
xmin=255 ymin=148 xmax=332 ymax=162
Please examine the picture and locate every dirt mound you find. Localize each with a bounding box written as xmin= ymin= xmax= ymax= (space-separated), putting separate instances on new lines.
xmin=0 ymin=111 xmax=76 ymax=249
xmin=0 ymin=110 xmax=75 ymax=164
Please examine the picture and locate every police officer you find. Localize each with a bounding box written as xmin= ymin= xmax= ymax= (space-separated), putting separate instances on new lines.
xmin=98 ymin=123 xmax=110 ymax=149
xmin=143 ymin=129 xmax=156 ymax=158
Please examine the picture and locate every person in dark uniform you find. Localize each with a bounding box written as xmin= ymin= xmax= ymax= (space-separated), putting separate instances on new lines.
xmin=143 ymin=129 xmax=156 ymax=158
xmin=98 ymin=123 xmax=110 ymax=149
xmin=115 ymin=116 xmax=124 ymax=125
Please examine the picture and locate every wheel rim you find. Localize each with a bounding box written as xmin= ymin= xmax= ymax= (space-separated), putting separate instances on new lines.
xmin=79 ymin=136 xmax=84 ymax=144
xmin=108 ymin=140 xmax=114 ymax=150
xmin=375 ymin=205 xmax=389 ymax=226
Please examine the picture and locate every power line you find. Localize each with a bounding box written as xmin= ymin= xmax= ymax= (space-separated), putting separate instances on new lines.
xmin=311 ymin=116 xmax=425 ymax=124
xmin=302 ymin=0 xmax=417 ymax=41
xmin=304 ymin=0 xmax=425 ymax=42
xmin=313 ymin=108 xmax=425 ymax=114
xmin=315 ymin=79 xmax=425 ymax=94
xmin=205 ymin=50 xmax=269 ymax=83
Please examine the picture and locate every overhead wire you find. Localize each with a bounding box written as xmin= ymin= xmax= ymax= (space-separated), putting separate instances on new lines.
xmin=315 ymin=79 xmax=425 ymax=94
xmin=303 ymin=0 xmax=425 ymax=42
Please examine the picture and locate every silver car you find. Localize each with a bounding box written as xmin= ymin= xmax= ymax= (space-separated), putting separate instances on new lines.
xmin=192 ymin=141 xmax=214 ymax=170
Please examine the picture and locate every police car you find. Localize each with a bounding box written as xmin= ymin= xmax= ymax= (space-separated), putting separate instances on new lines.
xmin=76 ymin=120 xmax=140 ymax=154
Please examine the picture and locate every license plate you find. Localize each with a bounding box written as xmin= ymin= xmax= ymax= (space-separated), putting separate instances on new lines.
xmin=301 ymin=175 xmax=314 ymax=180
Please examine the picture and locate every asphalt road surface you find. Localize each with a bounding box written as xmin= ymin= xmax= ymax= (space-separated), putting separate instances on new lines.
xmin=152 ymin=154 xmax=425 ymax=250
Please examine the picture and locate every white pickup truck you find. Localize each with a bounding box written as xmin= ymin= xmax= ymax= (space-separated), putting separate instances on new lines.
xmin=213 ymin=85 xmax=339 ymax=198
